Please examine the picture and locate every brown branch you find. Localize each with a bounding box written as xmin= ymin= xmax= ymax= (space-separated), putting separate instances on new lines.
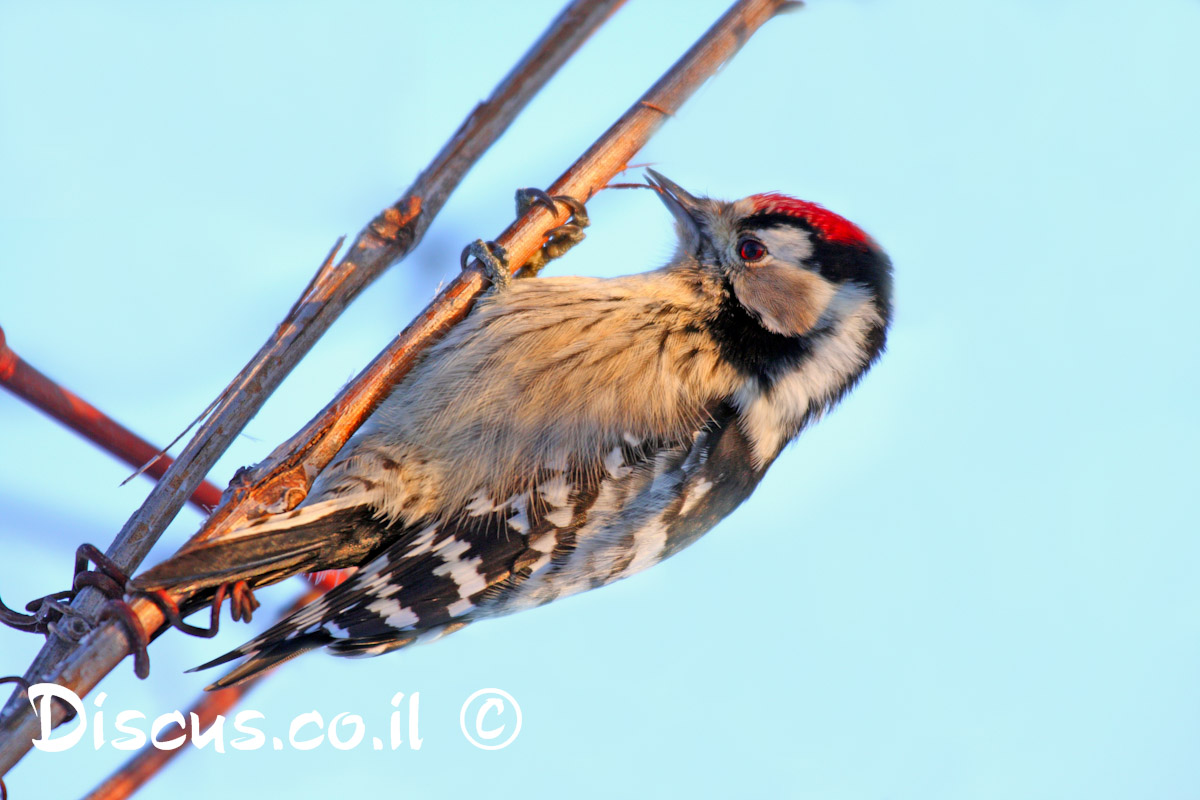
xmin=80 ymin=587 xmax=325 ymax=800
xmin=0 ymin=324 xmax=222 ymax=512
xmin=0 ymin=0 xmax=626 ymax=776
xmin=188 ymin=0 xmax=801 ymax=543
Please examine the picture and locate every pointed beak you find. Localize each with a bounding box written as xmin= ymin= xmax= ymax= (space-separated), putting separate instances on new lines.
xmin=646 ymin=169 xmax=704 ymax=239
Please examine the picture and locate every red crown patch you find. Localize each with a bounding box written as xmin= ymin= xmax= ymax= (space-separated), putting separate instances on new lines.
xmin=750 ymin=193 xmax=871 ymax=247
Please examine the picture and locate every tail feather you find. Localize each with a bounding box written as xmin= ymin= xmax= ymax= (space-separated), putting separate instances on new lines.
xmin=196 ymin=632 xmax=332 ymax=690
xmin=134 ymin=542 xmax=319 ymax=594
xmin=132 ymin=499 xmax=389 ymax=594
xmin=185 ymin=508 xmax=505 ymax=689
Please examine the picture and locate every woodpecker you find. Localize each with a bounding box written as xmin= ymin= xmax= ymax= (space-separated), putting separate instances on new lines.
xmin=135 ymin=171 xmax=893 ymax=688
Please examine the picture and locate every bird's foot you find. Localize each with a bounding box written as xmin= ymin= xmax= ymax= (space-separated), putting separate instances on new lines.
xmin=461 ymin=239 xmax=511 ymax=292
xmin=515 ymin=188 xmax=589 ymax=278
xmin=459 ymin=191 xmax=589 ymax=287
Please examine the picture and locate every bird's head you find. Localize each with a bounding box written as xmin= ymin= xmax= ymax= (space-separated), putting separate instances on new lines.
xmin=647 ymin=169 xmax=892 ymax=340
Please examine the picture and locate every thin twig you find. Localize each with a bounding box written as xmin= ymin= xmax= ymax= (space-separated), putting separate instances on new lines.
xmin=0 ymin=325 xmax=222 ymax=512
xmin=0 ymin=0 xmax=626 ymax=775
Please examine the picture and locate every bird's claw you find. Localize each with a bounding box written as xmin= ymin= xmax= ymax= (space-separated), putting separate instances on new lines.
xmin=460 ymin=190 xmax=589 ymax=287
xmin=544 ymin=223 xmax=587 ymax=260
xmin=516 ymin=188 xmax=590 ymax=229
xmin=514 ymin=188 xmax=590 ymax=278
xmin=551 ymin=194 xmax=590 ymax=228
xmin=461 ymin=239 xmax=511 ymax=292
xmin=515 ymin=187 xmax=559 ymax=216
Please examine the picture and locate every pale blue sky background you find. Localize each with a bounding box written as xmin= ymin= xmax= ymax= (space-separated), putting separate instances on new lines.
xmin=2 ymin=1 xmax=1199 ymax=797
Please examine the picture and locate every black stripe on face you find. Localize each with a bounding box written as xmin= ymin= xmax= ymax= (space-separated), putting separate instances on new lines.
xmin=708 ymin=280 xmax=811 ymax=388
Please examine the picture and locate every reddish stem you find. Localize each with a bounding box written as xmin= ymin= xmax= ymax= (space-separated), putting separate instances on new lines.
xmin=0 ymin=325 xmax=222 ymax=512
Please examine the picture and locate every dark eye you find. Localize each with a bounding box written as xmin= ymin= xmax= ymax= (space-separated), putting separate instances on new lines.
xmin=738 ymin=238 xmax=766 ymax=262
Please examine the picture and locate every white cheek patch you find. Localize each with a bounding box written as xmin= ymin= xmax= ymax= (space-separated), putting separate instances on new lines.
xmin=732 ymin=266 xmax=837 ymax=336
xmin=734 ymin=283 xmax=882 ymax=465
xmin=755 ymin=226 xmax=814 ymax=264
xmin=730 ymin=226 xmax=839 ymax=337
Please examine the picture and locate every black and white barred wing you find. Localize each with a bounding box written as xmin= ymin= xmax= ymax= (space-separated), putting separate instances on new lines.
xmin=198 ymin=403 xmax=765 ymax=689
xmin=195 ymin=512 xmax=530 ymax=688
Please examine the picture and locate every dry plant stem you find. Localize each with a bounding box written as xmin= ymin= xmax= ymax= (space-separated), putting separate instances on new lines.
xmin=81 ymin=588 xmax=324 ymax=800
xmin=0 ymin=325 xmax=223 ymax=512
xmin=0 ymin=0 xmax=626 ymax=775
